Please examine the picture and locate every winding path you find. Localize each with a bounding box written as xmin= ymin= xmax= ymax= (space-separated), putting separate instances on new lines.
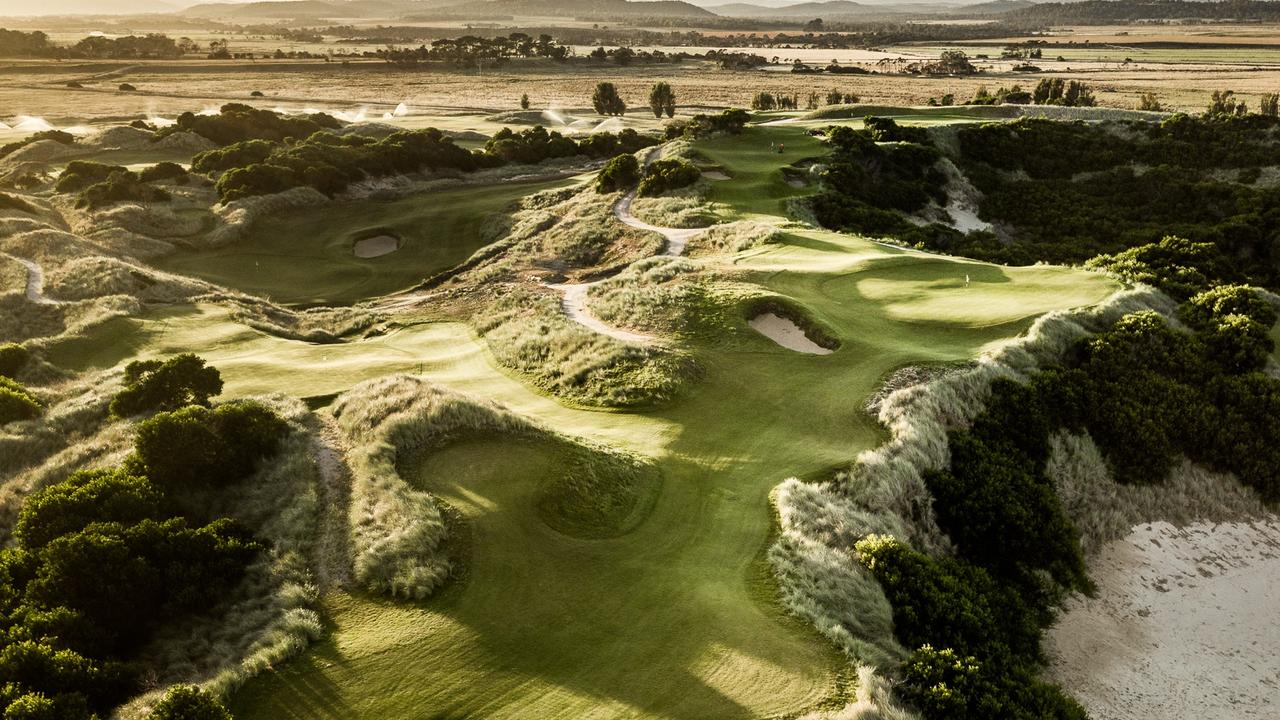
xmin=2 ymin=252 xmax=66 ymax=305
xmin=549 ymin=146 xmax=710 ymax=343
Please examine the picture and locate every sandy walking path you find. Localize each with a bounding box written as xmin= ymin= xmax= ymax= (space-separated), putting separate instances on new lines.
xmin=3 ymin=252 xmax=66 ymax=305
xmin=546 ymin=281 xmax=657 ymax=345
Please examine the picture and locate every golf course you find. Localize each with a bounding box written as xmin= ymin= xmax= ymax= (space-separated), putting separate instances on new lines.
xmin=5 ymin=43 xmax=1278 ymax=717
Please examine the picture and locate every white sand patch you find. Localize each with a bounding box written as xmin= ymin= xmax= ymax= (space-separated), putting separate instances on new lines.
xmin=703 ymin=170 xmax=730 ymax=181
xmin=785 ymin=177 xmax=807 ymax=188
xmin=353 ymin=235 xmax=399 ymax=258
xmin=1047 ymin=518 xmax=1280 ymax=720
xmin=749 ymin=313 xmax=833 ymax=355
xmin=1 ymin=251 xmax=67 ymax=305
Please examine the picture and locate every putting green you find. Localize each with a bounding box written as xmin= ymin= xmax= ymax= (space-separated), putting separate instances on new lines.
xmin=153 ymin=177 xmax=576 ymax=306
xmin=44 ymin=113 xmax=1120 ymax=719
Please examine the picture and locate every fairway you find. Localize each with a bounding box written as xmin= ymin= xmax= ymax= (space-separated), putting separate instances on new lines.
xmin=153 ymin=177 xmax=577 ymax=306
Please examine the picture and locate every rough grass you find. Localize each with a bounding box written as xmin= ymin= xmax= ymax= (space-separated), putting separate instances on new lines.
xmin=479 ymin=284 xmax=699 ymax=408
xmin=687 ymin=220 xmax=784 ymax=256
xmin=586 ymin=256 xmax=711 ymax=335
xmin=452 ymin=183 xmax=663 ymax=286
xmin=1047 ymin=431 xmax=1269 ymax=556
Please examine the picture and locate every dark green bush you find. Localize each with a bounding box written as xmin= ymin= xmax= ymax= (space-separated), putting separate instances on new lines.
xmin=15 ymin=469 xmax=163 ymax=550
xmin=147 ymin=685 xmax=232 ymax=720
xmin=0 ymin=343 xmax=31 ymax=378
xmin=131 ymin=402 xmax=289 ymax=491
xmin=0 ymin=377 xmax=41 ymax=424
xmin=76 ymin=171 xmax=171 ymax=210
xmin=54 ymin=162 xmax=127 ymax=194
xmin=110 ymin=354 xmax=223 ymax=417
xmin=596 ymin=153 xmax=640 ymax=193
xmin=637 ymin=158 xmax=700 ymax=197
xmin=156 ymin=103 xmax=341 ymax=146
xmin=138 ymin=162 xmax=187 ymax=183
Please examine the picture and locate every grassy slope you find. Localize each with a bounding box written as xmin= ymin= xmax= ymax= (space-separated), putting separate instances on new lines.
xmin=40 ymin=118 xmax=1116 ymax=719
xmin=154 ymin=178 xmax=573 ymax=306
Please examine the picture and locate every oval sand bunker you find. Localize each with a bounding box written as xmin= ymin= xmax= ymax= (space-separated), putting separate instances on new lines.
xmin=749 ymin=313 xmax=833 ymax=355
xmin=353 ymin=235 xmax=400 ymax=258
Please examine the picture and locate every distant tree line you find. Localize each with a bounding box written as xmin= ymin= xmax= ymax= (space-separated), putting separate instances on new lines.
xmin=180 ymin=104 xmax=658 ymax=202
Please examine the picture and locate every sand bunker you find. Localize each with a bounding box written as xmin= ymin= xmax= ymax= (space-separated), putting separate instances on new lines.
xmin=703 ymin=170 xmax=730 ymax=181
xmin=749 ymin=313 xmax=833 ymax=355
xmin=1047 ymin=518 xmax=1280 ymax=720
xmin=353 ymin=235 xmax=400 ymax=258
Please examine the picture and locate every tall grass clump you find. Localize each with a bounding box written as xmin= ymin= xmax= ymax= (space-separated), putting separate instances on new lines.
xmin=587 ymin=257 xmax=712 ymax=335
xmin=479 ymin=285 xmax=699 ymax=408
xmin=332 ymin=376 xmax=534 ymax=598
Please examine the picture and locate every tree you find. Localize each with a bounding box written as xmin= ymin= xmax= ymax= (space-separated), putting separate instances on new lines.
xmin=595 ymin=153 xmax=640 ymax=193
xmin=130 ymin=401 xmax=288 ymax=491
xmin=110 ymin=354 xmax=223 ymax=417
xmin=1206 ymin=89 xmax=1247 ymax=118
xmin=1260 ymin=93 xmax=1279 ymax=117
xmin=520 ymin=93 xmax=530 ymax=110
xmin=147 ymin=685 xmax=232 ymax=720
xmin=648 ymin=82 xmax=676 ymax=119
xmin=592 ymin=82 xmax=626 ymax=116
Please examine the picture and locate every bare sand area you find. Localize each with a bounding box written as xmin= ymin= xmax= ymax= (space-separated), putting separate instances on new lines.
xmin=1047 ymin=518 xmax=1280 ymax=720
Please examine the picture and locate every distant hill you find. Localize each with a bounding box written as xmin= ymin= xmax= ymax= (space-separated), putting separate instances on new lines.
xmin=179 ymin=0 xmax=433 ymax=19
xmin=428 ymin=0 xmax=716 ymax=19
xmin=707 ymin=1 xmax=874 ymax=18
xmin=0 ymin=0 xmax=176 ymax=15
xmin=961 ymin=0 xmax=1035 ymax=15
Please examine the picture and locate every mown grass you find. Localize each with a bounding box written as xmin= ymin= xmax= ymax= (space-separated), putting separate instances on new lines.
xmin=154 ymin=177 xmax=573 ymax=306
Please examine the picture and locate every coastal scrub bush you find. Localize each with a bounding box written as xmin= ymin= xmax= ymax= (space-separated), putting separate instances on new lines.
xmin=0 ymin=343 xmax=31 ymax=378
xmin=637 ymin=158 xmax=700 ymax=197
xmin=130 ymin=402 xmax=288 ymax=491
xmin=0 ymin=376 xmax=41 ymax=424
xmin=596 ymin=153 xmax=640 ymax=193
xmin=110 ymin=354 xmax=223 ymax=416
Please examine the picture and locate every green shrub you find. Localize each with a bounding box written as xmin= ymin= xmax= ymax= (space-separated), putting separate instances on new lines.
xmin=156 ymin=103 xmax=341 ymax=146
xmin=146 ymin=685 xmax=232 ymax=720
xmin=15 ymin=469 xmax=163 ymax=550
xmin=109 ymin=354 xmax=223 ymax=417
xmin=191 ymin=138 xmax=278 ymax=174
xmin=595 ymin=153 xmax=640 ymax=193
xmin=0 ymin=377 xmax=40 ymax=424
xmin=637 ymin=158 xmax=700 ymax=197
xmin=0 ymin=343 xmax=30 ymax=378
xmin=138 ymin=162 xmax=188 ymax=183
xmin=54 ymin=161 xmax=126 ymax=194
xmin=130 ymin=402 xmax=288 ymax=491
xmin=76 ymin=171 xmax=171 ymax=209
xmin=23 ymin=517 xmax=260 ymax=655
